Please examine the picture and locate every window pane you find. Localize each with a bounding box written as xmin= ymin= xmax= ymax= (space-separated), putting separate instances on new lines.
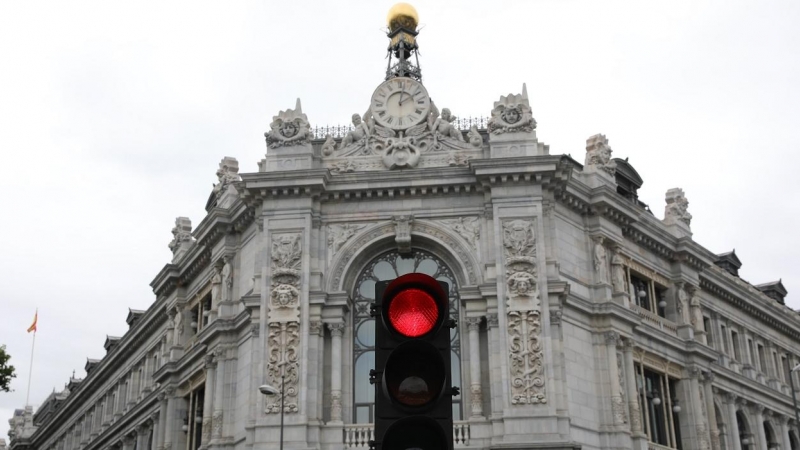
xmin=355 ymin=352 xmax=375 ymax=403
xmin=395 ymin=254 xmax=415 ymax=275
xmin=373 ymin=261 xmax=396 ymax=281
xmin=417 ymin=259 xmax=438 ymax=276
xmin=356 ymin=406 xmax=371 ymax=424
xmin=356 ymin=320 xmax=375 ymax=348
xmin=359 ymin=279 xmax=376 ymax=300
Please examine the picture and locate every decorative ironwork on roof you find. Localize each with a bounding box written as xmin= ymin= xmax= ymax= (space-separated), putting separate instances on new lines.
xmin=310 ymin=116 xmax=488 ymax=140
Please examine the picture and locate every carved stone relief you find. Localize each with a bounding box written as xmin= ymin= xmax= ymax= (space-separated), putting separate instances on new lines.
xmin=488 ymin=84 xmax=536 ymax=135
xmin=584 ymin=134 xmax=617 ymax=176
xmin=264 ymin=99 xmax=311 ymax=149
xmin=211 ymin=157 xmax=240 ymax=202
xmin=593 ymin=236 xmax=609 ymax=284
xmin=664 ymin=188 xmax=692 ymax=226
xmin=502 ymin=219 xmax=545 ymax=405
xmin=168 ymin=217 xmax=193 ymax=253
xmin=438 ymin=217 xmax=480 ymax=251
xmin=325 ymin=102 xmax=473 ymax=171
xmin=265 ymin=232 xmax=303 ymax=414
xmin=393 ymin=215 xmax=414 ymax=254
xmin=508 ymin=309 xmax=545 ymax=405
xmin=327 ymin=224 xmax=367 ymax=261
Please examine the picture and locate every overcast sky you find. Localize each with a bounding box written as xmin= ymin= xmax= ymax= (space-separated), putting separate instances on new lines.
xmin=1 ymin=0 xmax=799 ymax=440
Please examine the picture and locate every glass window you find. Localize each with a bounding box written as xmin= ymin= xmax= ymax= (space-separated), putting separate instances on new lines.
xmin=352 ymin=249 xmax=462 ymax=423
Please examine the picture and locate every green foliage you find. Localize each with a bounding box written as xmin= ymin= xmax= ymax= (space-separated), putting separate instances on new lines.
xmin=0 ymin=344 xmax=16 ymax=392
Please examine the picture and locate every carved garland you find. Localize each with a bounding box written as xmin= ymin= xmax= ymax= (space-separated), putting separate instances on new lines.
xmin=266 ymin=232 xmax=303 ymax=414
xmin=502 ymin=219 xmax=546 ymax=405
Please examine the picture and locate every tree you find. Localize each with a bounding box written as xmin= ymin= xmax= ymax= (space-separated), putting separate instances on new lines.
xmin=0 ymin=344 xmax=16 ymax=392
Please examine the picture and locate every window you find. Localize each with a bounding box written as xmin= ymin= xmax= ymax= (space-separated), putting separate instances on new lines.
xmin=185 ymin=386 xmax=205 ymax=450
xmin=637 ymin=364 xmax=682 ymax=449
xmin=629 ymin=273 xmax=668 ymax=318
xmin=703 ymin=317 xmax=713 ymax=348
xmin=188 ymin=292 xmax=212 ymax=336
xmin=783 ymin=356 xmax=791 ymax=385
xmin=352 ymin=249 xmax=462 ymax=423
xmin=758 ymin=343 xmax=767 ymax=374
xmin=748 ymin=339 xmax=755 ymax=366
xmin=731 ymin=331 xmax=742 ymax=362
xmin=773 ymin=352 xmax=782 ymax=381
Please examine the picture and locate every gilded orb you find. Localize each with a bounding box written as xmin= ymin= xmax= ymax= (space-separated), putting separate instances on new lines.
xmin=387 ymin=3 xmax=419 ymax=31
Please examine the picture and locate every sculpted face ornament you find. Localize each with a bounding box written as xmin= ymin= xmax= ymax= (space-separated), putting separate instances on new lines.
xmin=382 ymin=135 xmax=421 ymax=169
xmin=503 ymin=107 xmax=521 ymax=124
xmin=280 ymin=123 xmax=298 ymax=138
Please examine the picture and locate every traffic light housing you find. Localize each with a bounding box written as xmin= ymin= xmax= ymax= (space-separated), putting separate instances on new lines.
xmin=371 ymin=273 xmax=456 ymax=450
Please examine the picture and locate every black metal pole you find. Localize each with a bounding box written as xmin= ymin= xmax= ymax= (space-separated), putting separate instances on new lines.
xmin=280 ymin=374 xmax=285 ymax=450
xmin=790 ymin=366 xmax=800 ymax=438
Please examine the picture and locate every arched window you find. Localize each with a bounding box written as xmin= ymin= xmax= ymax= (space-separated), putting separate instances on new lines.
xmin=352 ymin=249 xmax=462 ymax=424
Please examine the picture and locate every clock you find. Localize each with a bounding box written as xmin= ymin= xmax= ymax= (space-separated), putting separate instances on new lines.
xmin=370 ymin=77 xmax=431 ymax=130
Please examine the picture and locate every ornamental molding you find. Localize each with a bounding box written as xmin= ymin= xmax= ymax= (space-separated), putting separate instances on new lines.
xmin=327 ymin=224 xmax=367 ymax=263
xmin=501 ymin=218 xmax=545 ymax=405
xmin=437 ymin=216 xmax=481 ymax=252
xmin=265 ymin=232 xmax=303 ymax=415
xmin=327 ymin=219 xmax=481 ymax=292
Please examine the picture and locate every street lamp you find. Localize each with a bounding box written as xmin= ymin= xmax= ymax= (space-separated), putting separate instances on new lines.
xmin=789 ymin=364 xmax=800 ymax=432
xmin=259 ymin=374 xmax=285 ymax=450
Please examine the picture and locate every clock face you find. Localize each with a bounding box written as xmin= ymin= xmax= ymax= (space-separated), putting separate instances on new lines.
xmin=370 ymin=77 xmax=431 ymax=130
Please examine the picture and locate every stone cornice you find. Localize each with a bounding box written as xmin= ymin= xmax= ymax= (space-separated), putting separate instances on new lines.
xmin=25 ymin=296 xmax=167 ymax=445
xmin=470 ymin=155 xmax=575 ymax=192
xmin=237 ymin=169 xmax=330 ymax=205
xmin=700 ymin=266 xmax=800 ymax=341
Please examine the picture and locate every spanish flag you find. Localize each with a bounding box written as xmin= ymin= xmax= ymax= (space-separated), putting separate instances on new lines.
xmin=27 ymin=310 xmax=37 ymax=333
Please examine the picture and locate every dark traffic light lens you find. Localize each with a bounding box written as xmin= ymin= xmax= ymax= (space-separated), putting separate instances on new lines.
xmin=384 ymin=341 xmax=445 ymax=407
xmin=382 ymin=416 xmax=449 ymax=450
xmin=387 ymin=288 xmax=439 ymax=337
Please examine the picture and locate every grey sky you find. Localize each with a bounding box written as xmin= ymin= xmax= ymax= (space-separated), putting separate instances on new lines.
xmin=1 ymin=0 xmax=798 ymax=439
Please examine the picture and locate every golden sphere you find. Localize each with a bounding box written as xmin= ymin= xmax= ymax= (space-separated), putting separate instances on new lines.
xmin=387 ymin=3 xmax=419 ymax=31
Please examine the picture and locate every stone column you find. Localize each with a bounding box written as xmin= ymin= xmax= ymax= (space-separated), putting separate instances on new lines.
xmin=703 ymin=372 xmax=721 ymax=450
xmin=604 ymin=332 xmax=626 ymax=426
xmin=752 ymin=404 xmax=768 ymax=450
xmin=150 ymin=413 xmax=160 ymax=450
xmin=157 ymin=393 xmax=168 ymax=450
xmin=121 ymin=435 xmax=136 ymax=450
xmin=202 ymin=354 xmax=215 ymax=446
xmin=780 ymin=416 xmax=792 ymax=450
xmin=621 ymin=339 xmax=643 ymax=436
xmin=136 ymin=425 xmax=149 ymax=450
xmin=466 ymin=317 xmax=484 ymax=418
xmin=142 ymin=356 xmax=151 ymax=394
xmin=163 ymin=388 xmax=177 ymax=450
xmin=485 ymin=313 xmax=503 ymax=416
xmin=127 ymin=371 xmax=137 ymax=408
xmin=726 ymin=393 xmax=743 ymax=450
xmin=328 ymin=322 xmax=345 ymax=423
xmin=683 ymin=367 xmax=711 ymax=450
xmin=212 ymin=349 xmax=225 ymax=440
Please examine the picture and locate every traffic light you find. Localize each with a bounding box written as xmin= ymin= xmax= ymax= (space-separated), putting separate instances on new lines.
xmin=371 ymin=273 xmax=457 ymax=450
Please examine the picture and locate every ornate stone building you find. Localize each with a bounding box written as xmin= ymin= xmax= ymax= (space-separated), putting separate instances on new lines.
xmin=6 ymin=4 xmax=800 ymax=450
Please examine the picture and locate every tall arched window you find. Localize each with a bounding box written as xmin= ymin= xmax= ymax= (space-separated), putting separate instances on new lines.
xmin=352 ymin=249 xmax=462 ymax=424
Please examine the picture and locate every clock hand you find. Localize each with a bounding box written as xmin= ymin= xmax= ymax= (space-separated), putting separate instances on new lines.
xmin=399 ymin=84 xmax=407 ymax=107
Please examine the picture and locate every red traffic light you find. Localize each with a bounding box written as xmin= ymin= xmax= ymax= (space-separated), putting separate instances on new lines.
xmin=383 ymin=273 xmax=447 ymax=338
xmin=388 ymin=288 xmax=438 ymax=337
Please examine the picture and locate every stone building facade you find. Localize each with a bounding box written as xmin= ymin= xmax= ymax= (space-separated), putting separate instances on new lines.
xmin=5 ymin=8 xmax=800 ymax=450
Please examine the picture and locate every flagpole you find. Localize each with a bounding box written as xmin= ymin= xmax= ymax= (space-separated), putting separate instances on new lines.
xmin=25 ymin=329 xmax=36 ymax=407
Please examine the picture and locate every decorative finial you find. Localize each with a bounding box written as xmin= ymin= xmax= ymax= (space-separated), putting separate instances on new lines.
xmin=387 ymin=3 xmax=419 ymax=31
xmin=385 ymin=3 xmax=422 ymax=80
